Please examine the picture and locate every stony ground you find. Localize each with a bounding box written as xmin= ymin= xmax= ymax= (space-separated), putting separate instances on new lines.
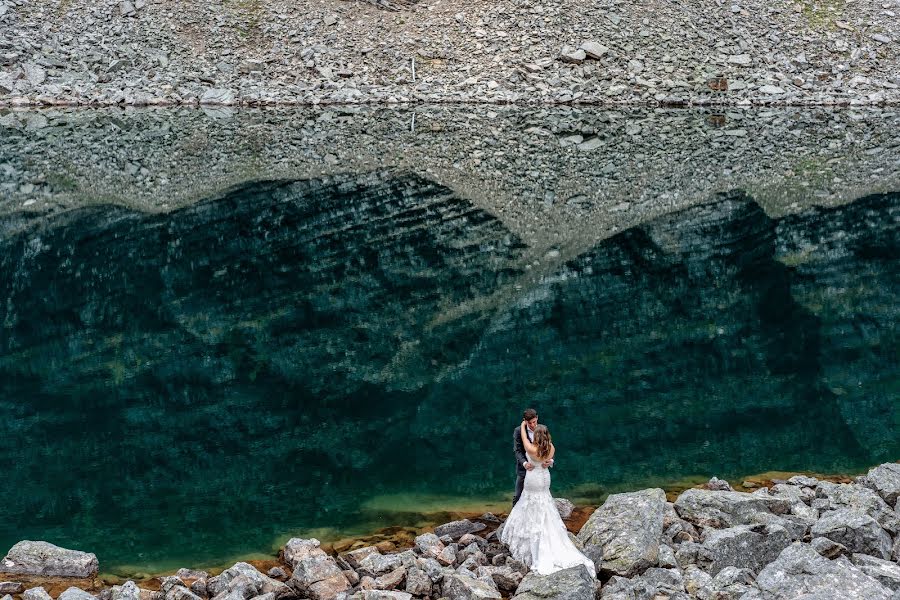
xmin=1 ymin=106 xmax=898 ymax=275
xmin=0 ymin=0 xmax=898 ymax=106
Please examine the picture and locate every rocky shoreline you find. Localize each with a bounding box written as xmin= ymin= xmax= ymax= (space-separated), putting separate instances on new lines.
xmin=0 ymin=0 xmax=898 ymax=107
xmin=2 ymin=462 xmax=899 ymax=600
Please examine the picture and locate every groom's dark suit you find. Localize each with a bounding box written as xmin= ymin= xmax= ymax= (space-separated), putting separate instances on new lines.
xmin=512 ymin=425 xmax=533 ymax=506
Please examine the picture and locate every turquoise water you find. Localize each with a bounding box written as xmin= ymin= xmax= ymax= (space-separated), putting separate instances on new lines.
xmin=0 ymin=135 xmax=897 ymax=574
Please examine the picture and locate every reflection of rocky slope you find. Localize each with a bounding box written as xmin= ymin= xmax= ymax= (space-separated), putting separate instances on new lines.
xmin=0 ymin=174 xmax=896 ymax=569
xmin=2 ymin=107 xmax=899 ymax=270
xmin=0 ymin=171 xmax=526 ymax=568
xmin=425 ymin=192 xmax=898 ymax=491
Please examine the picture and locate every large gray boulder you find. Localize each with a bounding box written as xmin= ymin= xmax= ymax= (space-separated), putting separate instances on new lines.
xmin=512 ymin=565 xmax=595 ymax=600
xmin=600 ymin=567 xmax=685 ymax=599
xmin=814 ymin=482 xmax=898 ymax=532
xmin=403 ymin=567 xmax=432 ymax=596
xmin=696 ymin=523 xmax=792 ymax=575
xmin=673 ymin=489 xmax=791 ymax=529
xmin=577 ymin=488 xmax=665 ymax=577
xmin=441 ymin=573 xmax=500 ymax=600
xmin=288 ymin=555 xmax=349 ymax=600
xmin=357 ymin=554 xmax=403 ymax=577
xmin=860 ymin=464 xmax=900 ymax=507
xmin=1 ymin=541 xmax=99 ymax=578
xmin=851 ymin=554 xmax=900 ymax=591
xmin=810 ymin=508 xmax=893 ymax=559
xmin=747 ymin=542 xmax=893 ymax=599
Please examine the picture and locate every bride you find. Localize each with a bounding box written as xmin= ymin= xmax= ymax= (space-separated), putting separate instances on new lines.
xmin=501 ymin=421 xmax=596 ymax=577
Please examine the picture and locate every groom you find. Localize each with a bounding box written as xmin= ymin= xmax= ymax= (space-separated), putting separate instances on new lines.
xmin=513 ymin=407 xmax=553 ymax=506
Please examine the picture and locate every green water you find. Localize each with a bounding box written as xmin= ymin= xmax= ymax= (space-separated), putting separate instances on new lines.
xmin=0 ymin=144 xmax=897 ymax=574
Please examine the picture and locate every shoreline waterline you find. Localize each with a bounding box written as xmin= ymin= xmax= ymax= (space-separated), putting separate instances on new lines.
xmin=91 ymin=465 xmax=868 ymax=582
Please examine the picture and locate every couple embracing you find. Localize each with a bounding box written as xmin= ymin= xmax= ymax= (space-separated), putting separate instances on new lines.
xmin=500 ymin=408 xmax=596 ymax=577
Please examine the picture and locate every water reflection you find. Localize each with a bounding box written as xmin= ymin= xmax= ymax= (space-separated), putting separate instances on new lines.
xmin=0 ymin=151 xmax=897 ymax=572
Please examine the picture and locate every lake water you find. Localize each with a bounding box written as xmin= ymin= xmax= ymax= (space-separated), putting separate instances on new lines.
xmin=0 ymin=107 xmax=897 ymax=574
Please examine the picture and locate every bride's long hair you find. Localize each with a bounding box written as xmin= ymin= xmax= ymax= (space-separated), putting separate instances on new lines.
xmin=533 ymin=424 xmax=552 ymax=459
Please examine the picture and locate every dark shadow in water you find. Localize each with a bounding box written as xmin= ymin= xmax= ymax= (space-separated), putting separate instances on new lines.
xmin=0 ymin=173 xmax=897 ymax=570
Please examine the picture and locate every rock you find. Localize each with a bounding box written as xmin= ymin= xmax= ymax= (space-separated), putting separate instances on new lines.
xmin=814 ymin=482 xmax=897 ymax=532
xmin=682 ymin=565 xmax=712 ymax=595
xmin=657 ymin=544 xmax=678 ymax=568
xmin=810 ymin=536 xmax=850 ymax=559
xmin=288 ymin=556 xmax=349 ymax=600
xmin=706 ymin=477 xmax=734 ymax=491
xmin=475 ymin=566 xmax=522 ymax=594
xmin=577 ymin=488 xmax=665 ymax=577
xmin=434 ymin=520 xmax=486 ymax=540
xmin=758 ymin=85 xmax=785 ymax=95
xmin=436 ymin=545 xmax=457 ymax=566
xmin=373 ymin=567 xmax=405 ymax=591
xmin=696 ymin=566 xmax=754 ymax=600
xmin=266 ymin=568 xmax=286 ymax=580
xmin=512 ymin=565 xmax=594 ymax=600
xmin=403 ymin=567 xmax=431 ymax=596
xmin=23 ymin=588 xmax=53 ymax=600
xmin=110 ymin=581 xmax=142 ymax=600
xmin=358 ymin=553 xmax=403 ymax=576
xmin=728 ymin=54 xmax=752 ymax=66
xmin=788 ymin=475 xmax=819 ymax=487
xmin=697 ymin=523 xmax=792 ymax=575
xmin=810 ymin=508 xmax=892 ymax=559
xmin=674 ymin=541 xmax=700 ymax=568
xmin=442 ymin=573 xmax=500 ymax=600
xmin=1 ymin=541 xmax=99 ymax=578
xmin=414 ymin=534 xmax=444 ymax=558
xmin=576 ymin=138 xmax=603 ymax=152
xmin=120 ymin=1 xmax=135 ymax=16
xmin=750 ymin=542 xmax=893 ymax=599
xmin=458 ymin=535 xmax=486 ymax=550
xmin=339 ymin=546 xmax=379 ymax=570
xmin=851 ymin=554 xmax=900 ymax=590
xmin=673 ymin=489 xmax=791 ymax=529
xmin=208 ymin=564 xmax=288 ymax=599
xmin=860 ymin=463 xmax=900 ymax=506
xmin=559 ymin=48 xmax=586 ymax=65
xmin=200 ymin=88 xmax=235 ymax=105
xmin=872 ymin=34 xmax=892 ymax=43
xmin=554 ymin=498 xmax=575 ymax=519
xmin=284 ymin=539 xmax=327 ymax=569
xmin=22 ymin=63 xmax=46 ymax=86
xmin=177 ymin=570 xmax=209 ymax=582
xmin=601 ymin=567 xmax=685 ymax=599
xmin=580 ymin=42 xmax=608 ymax=60
xmin=0 ymin=584 xmax=23 ymax=595
xmin=59 ymin=588 xmax=96 ymax=600
xmin=349 ymin=592 xmax=412 ymax=600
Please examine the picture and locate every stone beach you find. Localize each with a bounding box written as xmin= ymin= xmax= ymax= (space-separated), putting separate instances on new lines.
xmin=2 ymin=462 xmax=899 ymax=600
xmin=0 ymin=0 xmax=898 ymax=106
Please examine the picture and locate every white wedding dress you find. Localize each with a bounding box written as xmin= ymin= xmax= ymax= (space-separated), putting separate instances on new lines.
xmin=500 ymin=454 xmax=596 ymax=577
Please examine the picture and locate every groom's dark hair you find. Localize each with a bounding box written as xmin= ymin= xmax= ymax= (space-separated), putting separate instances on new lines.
xmin=523 ymin=408 xmax=538 ymax=420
